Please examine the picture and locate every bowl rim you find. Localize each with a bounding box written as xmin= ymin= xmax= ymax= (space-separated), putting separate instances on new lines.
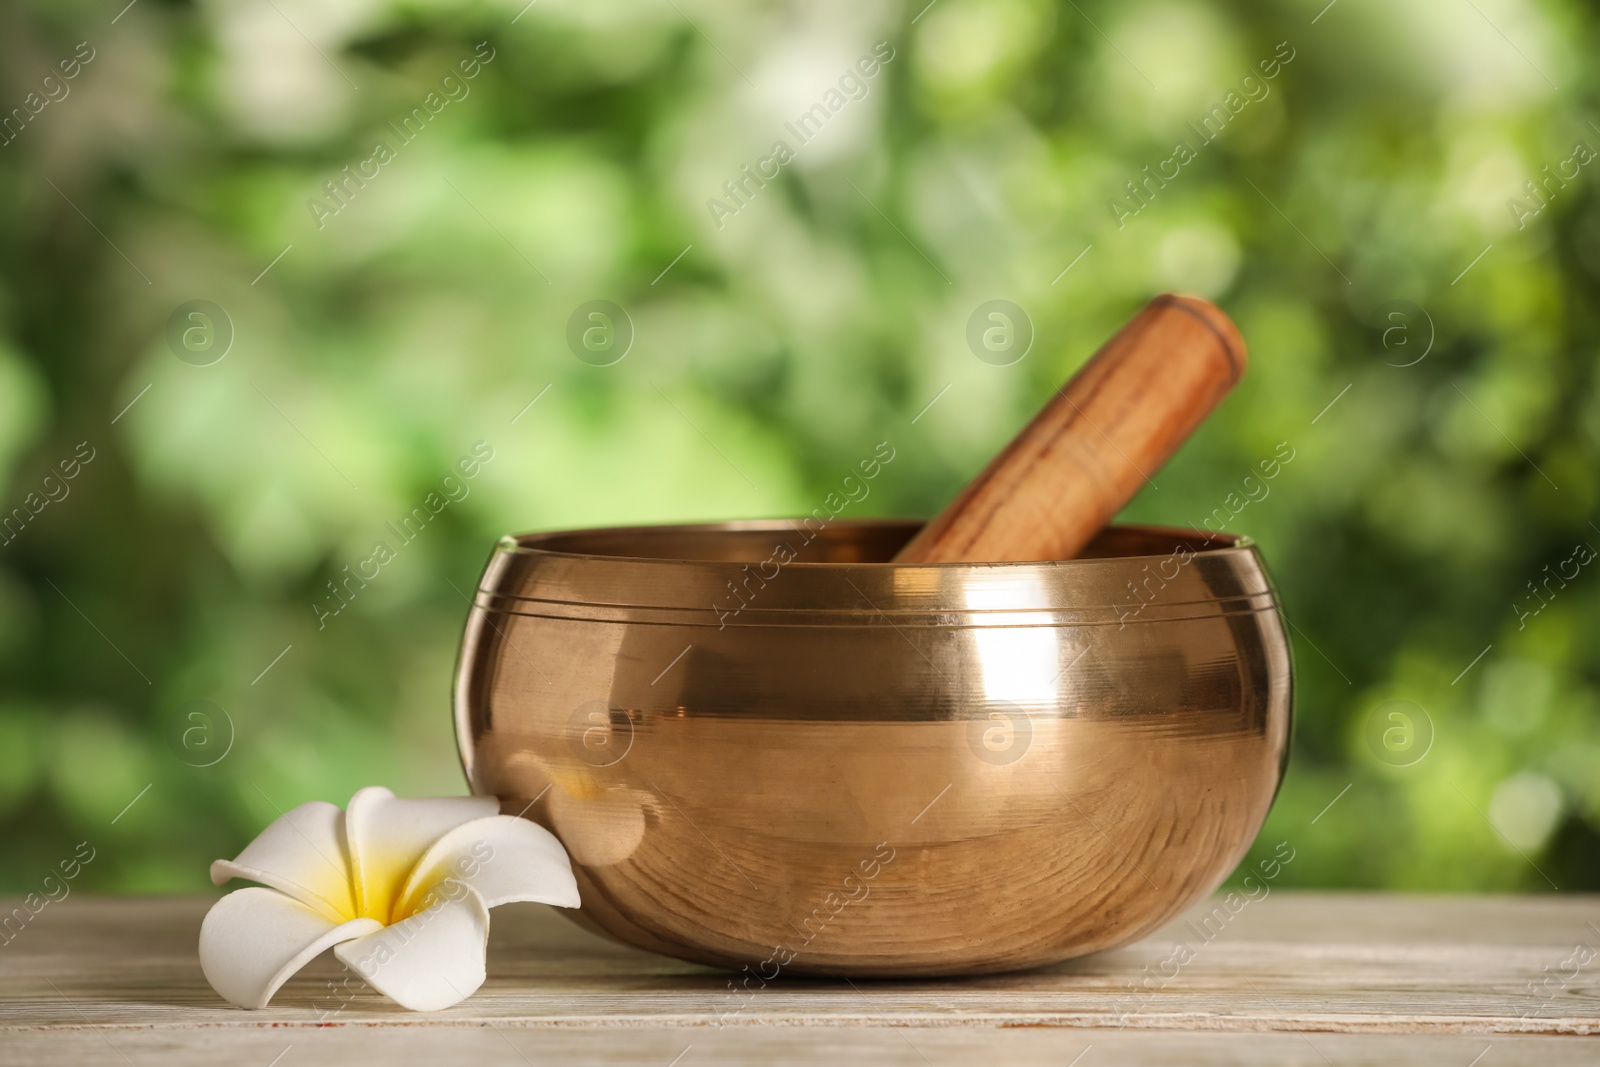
xmin=493 ymin=518 xmax=1256 ymax=569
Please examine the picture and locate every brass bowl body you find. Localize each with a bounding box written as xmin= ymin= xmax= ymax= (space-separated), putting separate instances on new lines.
xmin=454 ymin=520 xmax=1292 ymax=977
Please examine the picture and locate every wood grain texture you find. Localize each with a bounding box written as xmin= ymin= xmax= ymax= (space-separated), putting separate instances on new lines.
xmin=1 ymin=892 xmax=1597 ymax=1065
xmin=894 ymin=293 xmax=1246 ymax=563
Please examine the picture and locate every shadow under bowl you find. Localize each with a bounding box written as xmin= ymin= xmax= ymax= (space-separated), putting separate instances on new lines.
xmin=454 ymin=519 xmax=1292 ymax=977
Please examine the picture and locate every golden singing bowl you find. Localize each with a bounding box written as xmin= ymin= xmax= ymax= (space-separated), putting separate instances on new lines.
xmin=454 ymin=519 xmax=1292 ymax=977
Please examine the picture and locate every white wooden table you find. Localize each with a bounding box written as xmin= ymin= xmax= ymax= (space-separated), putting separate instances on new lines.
xmin=2 ymin=892 xmax=1597 ymax=1064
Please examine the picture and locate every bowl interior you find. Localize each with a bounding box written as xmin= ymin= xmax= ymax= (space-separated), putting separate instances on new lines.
xmin=510 ymin=518 xmax=1242 ymax=567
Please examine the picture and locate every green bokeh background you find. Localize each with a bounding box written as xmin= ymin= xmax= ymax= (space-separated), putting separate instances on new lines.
xmin=1 ymin=0 xmax=1597 ymax=894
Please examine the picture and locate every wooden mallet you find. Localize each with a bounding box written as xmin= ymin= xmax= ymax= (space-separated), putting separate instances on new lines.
xmin=894 ymin=293 xmax=1246 ymax=564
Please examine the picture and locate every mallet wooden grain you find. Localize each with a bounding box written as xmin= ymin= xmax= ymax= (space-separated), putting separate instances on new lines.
xmin=894 ymin=293 xmax=1246 ymax=564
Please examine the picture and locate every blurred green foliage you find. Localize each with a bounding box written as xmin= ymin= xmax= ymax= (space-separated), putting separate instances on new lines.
xmin=1 ymin=0 xmax=1597 ymax=895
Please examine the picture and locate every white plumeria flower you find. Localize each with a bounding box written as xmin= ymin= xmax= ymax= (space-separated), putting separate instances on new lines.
xmin=199 ymin=786 xmax=579 ymax=1012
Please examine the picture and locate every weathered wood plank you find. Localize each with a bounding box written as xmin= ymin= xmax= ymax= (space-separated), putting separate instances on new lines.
xmin=0 ymin=892 xmax=1596 ymax=1065
xmin=1 ymin=1026 xmax=1593 ymax=1067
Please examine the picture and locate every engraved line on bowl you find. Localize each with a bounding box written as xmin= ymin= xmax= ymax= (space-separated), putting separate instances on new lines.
xmin=477 ymin=577 xmax=1278 ymax=613
xmin=476 ymin=585 xmax=1280 ymax=615
xmin=446 ymin=577 xmax=553 ymax=685
xmin=842 ymin=574 xmax=949 ymax=679
xmin=474 ymin=601 xmax=1285 ymax=630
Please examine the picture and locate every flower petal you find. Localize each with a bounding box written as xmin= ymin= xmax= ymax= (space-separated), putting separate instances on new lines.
xmin=199 ymin=887 xmax=382 ymax=1009
xmin=345 ymin=787 xmax=500 ymax=922
xmin=334 ymin=880 xmax=490 ymax=1011
xmin=210 ymin=800 xmax=355 ymax=921
xmin=395 ymin=815 xmax=580 ymax=918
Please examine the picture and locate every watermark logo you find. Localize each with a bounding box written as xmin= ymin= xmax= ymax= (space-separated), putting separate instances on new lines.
xmin=166 ymin=301 xmax=233 ymax=366
xmin=966 ymin=300 xmax=1033 ymax=366
xmin=567 ymin=699 xmax=634 ymax=767
xmin=1114 ymin=840 xmax=1296 ymax=1025
xmin=705 ymin=42 xmax=897 ymax=231
xmin=1108 ymin=41 xmax=1296 ymax=228
xmin=1507 ymin=140 xmax=1595 ymax=231
xmin=0 ymin=440 xmax=96 ymax=549
xmin=313 ymin=442 xmax=496 ymax=630
xmin=308 ymin=43 xmax=498 ymax=230
xmin=163 ymin=699 xmax=234 ymax=768
xmin=0 ymin=41 xmax=96 ymax=150
xmin=566 ymin=300 xmax=632 ymax=366
xmin=1375 ymin=299 xmax=1433 ymax=367
xmin=1364 ymin=699 xmax=1433 ymax=767
xmin=1514 ymin=540 xmax=1595 ymax=630
xmin=967 ymin=701 xmax=1032 ymax=765
xmin=0 ymin=841 xmax=96 ymax=948
xmin=713 ymin=440 xmax=897 ymax=628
